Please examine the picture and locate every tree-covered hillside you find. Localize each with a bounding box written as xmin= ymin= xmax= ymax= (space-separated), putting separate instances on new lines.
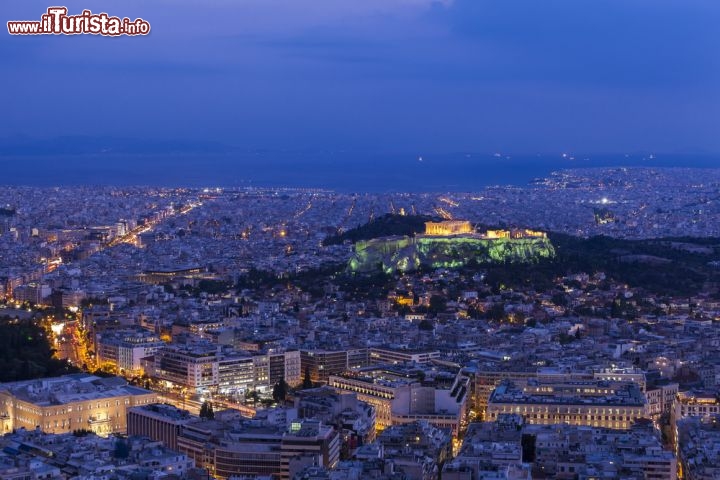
xmin=322 ymin=214 xmax=439 ymax=246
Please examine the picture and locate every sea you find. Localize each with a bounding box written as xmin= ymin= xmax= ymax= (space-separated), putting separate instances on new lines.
xmin=1 ymin=152 xmax=718 ymax=192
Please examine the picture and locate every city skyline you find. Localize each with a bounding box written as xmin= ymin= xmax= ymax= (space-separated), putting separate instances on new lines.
xmin=2 ymin=2 xmax=720 ymax=479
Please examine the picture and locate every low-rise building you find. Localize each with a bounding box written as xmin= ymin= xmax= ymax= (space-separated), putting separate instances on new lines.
xmin=444 ymin=414 xmax=675 ymax=480
xmin=294 ymin=386 xmax=376 ymax=456
xmin=0 ymin=427 xmax=201 ymax=479
xmin=375 ymin=421 xmax=453 ymax=480
xmin=0 ymin=373 xmax=156 ymax=436
xmin=369 ymin=347 xmax=440 ymax=365
xmin=329 ymin=365 xmax=468 ymax=437
xmin=677 ymin=414 xmax=720 ymax=480
xmin=96 ymin=328 xmax=165 ymax=375
xmin=486 ymin=379 xmax=647 ymax=429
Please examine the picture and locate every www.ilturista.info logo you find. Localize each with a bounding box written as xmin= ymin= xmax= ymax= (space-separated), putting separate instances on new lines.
xmin=7 ymin=7 xmax=151 ymax=36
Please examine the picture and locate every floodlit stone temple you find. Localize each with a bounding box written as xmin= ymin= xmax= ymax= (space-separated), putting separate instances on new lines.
xmin=424 ymin=220 xmax=547 ymax=240
xmin=424 ymin=221 xmax=473 ymax=236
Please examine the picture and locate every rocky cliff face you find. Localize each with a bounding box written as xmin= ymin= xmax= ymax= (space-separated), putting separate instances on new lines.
xmin=349 ymin=235 xmax=555 ymax=273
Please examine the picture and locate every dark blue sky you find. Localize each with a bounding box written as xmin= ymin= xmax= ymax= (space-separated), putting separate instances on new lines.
xmin=2 ymin=0 xmax=719 ymax=155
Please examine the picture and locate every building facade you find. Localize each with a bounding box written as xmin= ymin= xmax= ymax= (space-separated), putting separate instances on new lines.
xmin=486 ymin=379 xmax=647 ymax=429
xmin=0 ymin=374 xmax=157 ymax=436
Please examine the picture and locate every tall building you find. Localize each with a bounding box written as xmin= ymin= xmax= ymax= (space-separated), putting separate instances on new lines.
xmin=218 ymin=354 xmax=255 ymax=395
xmin=369 ymin=347 xmax=440 ymax=365
xmin=173 ymin=413 xmax=338 ymax=480
xmin=152 ymin=342 xmax=219 ymax=393
xmin=329 ymin=365 xmax=469 ymax=437
xmin=11 ymin=283 xmax=51 ymax=305
xmin=645 ymin=379 xmax=679 ymax=419
xmin=127 ymin=403 xmax=194 ymax=451
xmin=150 ymin=342 xmax=301 ymax=395
xmin=96 ymin=329 xmax=165 ymax=375
xmin=281 ymin=419 xmax=340 ymax=480
xmin=470 ymin=366 xmax=537 ymax=418
xmin=301 ymin=349 xmax=354 ymax=384
xmin=178 ymin=417 xmax=284 ymax=480
xmin=256 ymin=350 xmax=302 ymax=389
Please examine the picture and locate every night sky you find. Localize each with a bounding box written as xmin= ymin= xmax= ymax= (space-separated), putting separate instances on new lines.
xmin=2 ymin=0 xmax=719 ymax=156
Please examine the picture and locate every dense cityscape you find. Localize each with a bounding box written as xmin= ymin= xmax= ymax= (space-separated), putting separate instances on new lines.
xmin=0 ymin=166 xmax=719 ymax=479
xmin=3 ymin=0 xmax=719 ymax=476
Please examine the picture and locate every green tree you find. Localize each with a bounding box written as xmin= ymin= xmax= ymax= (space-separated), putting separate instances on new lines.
xmin=0 ymin=317 xmax=79 ymax=382
xmin=245 ymin=390 xmax=259 ymax=405
xmin=273 ymin=379 xmax=289 ymax=402
xmin=551 ymin=292 xmax=568 ymax=307
xmin=428 ymin=295 xmax=447 ymax=314
xmin=199 ymin=400 xmax=215 ymax=420
xmin=418 ymin=319 xmax=434 ymax=331
xmin=302 ymin=366 xmax=314 ymax=389
xmin=488 ymin=302 xmax=506 ymax=321
xmin=113 ymin=437 xmax=130 ymax=459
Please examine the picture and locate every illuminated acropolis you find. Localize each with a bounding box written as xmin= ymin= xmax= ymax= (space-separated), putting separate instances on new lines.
xmin=424 ymin=221 xmax=473 ymax=236
xmin=485 ymin=229 xmax=510 ymax=239
xmin=424 ymin=221 xmax=547 ymax=240
xmin=352 ymin=218 xmax=553 ymax=273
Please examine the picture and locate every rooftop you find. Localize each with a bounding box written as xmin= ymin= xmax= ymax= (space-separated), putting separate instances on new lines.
xmin=0 ymin=374 xmax=155 ymax=406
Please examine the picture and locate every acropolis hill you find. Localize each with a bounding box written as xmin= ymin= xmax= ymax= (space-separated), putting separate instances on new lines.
xmin=348 ymin=220 xmax=555 ymax=273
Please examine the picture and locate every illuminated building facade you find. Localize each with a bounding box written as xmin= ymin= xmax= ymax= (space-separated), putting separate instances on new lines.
xmin=511 ymin=229 xmax=547 ymax=239
xmin=677 ymin=414 xmax=720 ymax=480
xmin=96 ymin=329 xmax=165 ymax=375
xmin=174 ymin=417 xmax=338 ymax=480
xmin=472 ymin=369 xmax=537 ymax=418
xmin=671 ymin=390 xmax=720 ymax=446
xmin=369 ymin=347 xmax=440 ymax=365
xmin=485 ymin=229 xmax=547 ymax=239
xmin=152 ymin=343 xmax=219 ymax=393
xmin=300 ymin=349 xmax=369 ymax=383
xmin=0 ymin=374 xmax=157 ymax=436
xmin=424 ymin=221 xmax=473 ymax=236
xmin=486 ymin=379 xmax=647 ymax=429
xmin=127 ymin=403 xmax=194 ymax=451
xmin=673 ymin=390 xmax=720 ymax=420
xmin=280 ymin=420 xmax=340 ymax=480
xmin=150 ymin=343 xmax=301 ymax=394
xmin=328 ymin=367 xmax=469 ymax=437
xmin=485 ymin=229 xmax=510 ymax=239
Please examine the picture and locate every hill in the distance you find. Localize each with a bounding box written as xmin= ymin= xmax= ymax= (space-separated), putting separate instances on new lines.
xmin=322 ymin=214 xmax=440 ymax=246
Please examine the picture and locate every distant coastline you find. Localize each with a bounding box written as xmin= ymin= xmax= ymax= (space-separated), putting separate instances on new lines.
xmin=0 ymin=152 xmax=718 ymax=192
